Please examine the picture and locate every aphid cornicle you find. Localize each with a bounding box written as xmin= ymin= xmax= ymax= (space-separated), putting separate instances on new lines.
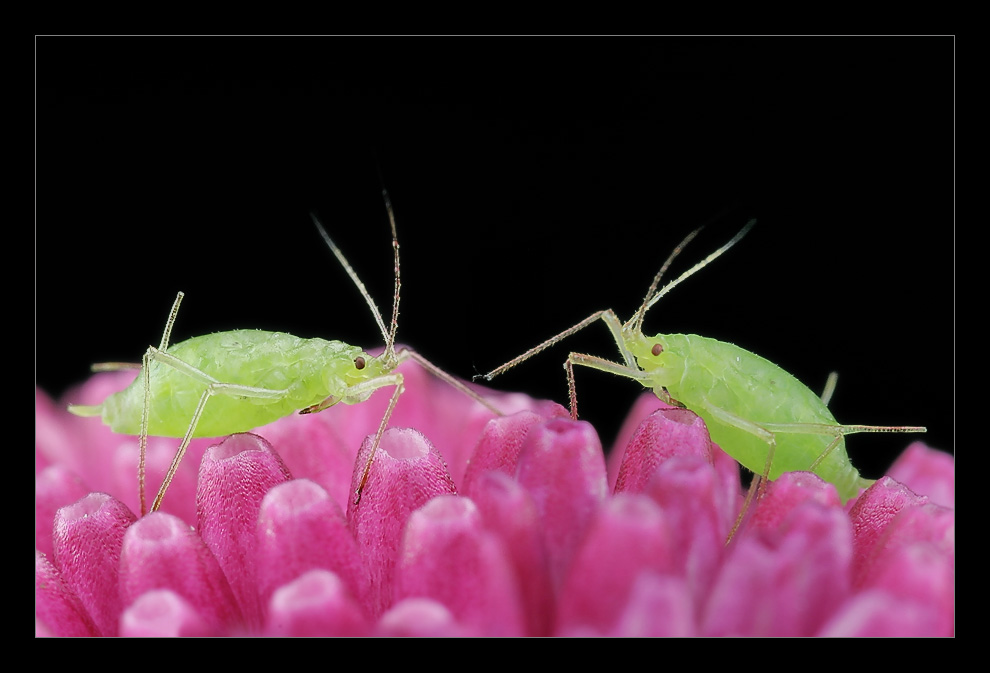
xmin=479 ymin=219 xmax=925 ymax=510
xmin=69 ymin=192 xmax=501 ymax=515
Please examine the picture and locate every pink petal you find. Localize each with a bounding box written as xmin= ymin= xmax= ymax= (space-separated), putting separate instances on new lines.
xmin=53 ymin=492 xmax=137 ymax=636
xmin=251 ymin=411 xmax=357 ymax=515
xmin=556 ymin=493 xmax=675 ymax=635
xmin=461 ymin=408 xmax=565 ymax=497
xmin=746 ymin=471 xmax=842 ymax=534
xmin=376 ymin=598 xmax=473 ymax=637
xmin=703 ymin=489 xmax=853 ymax=636
xmin=819 ymin=588 xmax=950 ymax=637
xmin=886 ymin=441 xmax=954 ymax=509
xmin=469 ymin=471 xmax=555 ymax=636
xmin=607 ymin=393 xmax=671 ymax=489
xmin=35 ymin=551 xmax=99 ymax=637
xmin=394 ymin=495 xmax=525 ymax=637
xmin=644 ymin=455 xmax=736 ymax=607
xmin=196 ymin=433 xmax=293 ymax=631
xmin=848 ymin=476 xmax=930 ymax=585
xmin=119 ymin=589 xmax=220 ymax=637
xmin=608 ymin=572 xmax=696 ymax=637
xmin=255 ymin=479 xmax=367 ymax=614
xmin=612 ymin=402 xmax=712 ymax=494
xmin=263 ymin=569 xmax=371 ymax=637
xmin=515 ymin=418 xmax=608 ymax=590
xmin=36 ymin=466 xmax=90 ymax=559
xmin=347 ymin=427 xmax=457 ymax=617
xmin=119 ymin=512 xmax=242 ymax=633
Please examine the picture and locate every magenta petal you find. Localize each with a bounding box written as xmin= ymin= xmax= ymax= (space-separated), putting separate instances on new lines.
xmin=886 ymin=441 xmax=954 ymax=508
xmin=556 ymin=493 xmax=674 ymax=635
xmin=196 ymin=432 xmax=292 ymax=630
xmin=607 ymin=393 xmax=672 ymax=489
xmin=608 ymin=572 xmax=696 ymax=637
xmin=35 ymin=551 xmax=99 ymax=637
xmin=469 ymin=471 xmax=555 ymax=636
xmin=850 ymin=497 xmax=954 ymax=636
xmin=516 ymin=418 xmax=608 ymax=589
xmin=747 ymin=471 xmax=842 ymax=533
xmin=36 ymin=466 xmax=90 ymax=559
xmin=263 ymin=569 xmax=371 ymax=637
xmin=119 ymin=589 xmax=220 ymax=637
xmin=53 ymin=492 xmax=137 ymax=636
xmin=394 ymin=495 xmax=526 ymax=637
xmin=119 ymin=512 xmax=242 ymax=633
xmin=645 ymin=456 xmax=734 ymax=606
xmin=818 ymin=588 xmax=949 ymax=637
xmin=376 ymin=598 xmax=473 ymax=637
xmin=848 ymin=476 xmax=929 ymax=585
xmin=703 ymin=499 xmax=853 ymax=636
xmin=255 ymin=479 xmax=367 ymax=614
xmin=461 ymin=409 xmax=560 ymax=497
xmin=253 ymin=411 xmax=357 ymax=515
xmin=347 ymin=427 xmax=457 ymax=617
xmin=613 ymin=404 xmax=714 ymax=494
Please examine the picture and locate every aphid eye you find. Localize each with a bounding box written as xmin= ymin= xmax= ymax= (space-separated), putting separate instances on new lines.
xmin=651 ymin=343 xmax=663 ymax=356
xmin=354 ymin=356 xmax=366 ymax=370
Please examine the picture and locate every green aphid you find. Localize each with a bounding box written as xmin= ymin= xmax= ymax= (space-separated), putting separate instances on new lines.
xmin=70 ymin=193 xmax=500 ymax=515
xmin=479 ymin=220 xmax=925 ymax=516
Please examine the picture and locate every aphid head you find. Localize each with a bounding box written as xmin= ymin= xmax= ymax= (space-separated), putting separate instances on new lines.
xmin=346 ymin=351 xmax=386 ymax=383
xmin=628 ymin=333 xmax=681 ymax=388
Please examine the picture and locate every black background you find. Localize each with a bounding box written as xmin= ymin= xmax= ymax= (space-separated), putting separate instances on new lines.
xmin=36 ymin=37 xmax=953 ymax=477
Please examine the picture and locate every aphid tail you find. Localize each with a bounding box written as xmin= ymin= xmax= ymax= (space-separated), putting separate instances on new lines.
xmin=66 ymin=403 xmax=103 ymax=417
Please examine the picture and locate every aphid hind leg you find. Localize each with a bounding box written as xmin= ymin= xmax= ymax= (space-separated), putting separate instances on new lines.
xmin=141 ymin=345 xmax=290 ymax=514
xmin=757 ymin=421 xmax=927 ymax=472
xmin=694 ymin=399 xmax=778 ymax=545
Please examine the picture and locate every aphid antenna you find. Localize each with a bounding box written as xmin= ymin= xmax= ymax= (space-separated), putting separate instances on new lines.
xmin=627 ymin=226 xmax=705 ymax=334
xmin=632 ymin=218 xmax=757 ymax=331
xmin=380 ymin=189 xmax=402 ymax=368
xmin=310 ymin=209 xmax=394 ymax=360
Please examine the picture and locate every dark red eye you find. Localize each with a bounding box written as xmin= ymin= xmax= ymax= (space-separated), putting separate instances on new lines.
xmin=354 ymin=356 xmax=366 ymax=370
xmin=651 ymin=343 xmax=663 ymax=356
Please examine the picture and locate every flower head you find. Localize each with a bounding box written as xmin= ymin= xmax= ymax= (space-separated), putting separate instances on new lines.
xmin=37 ymin=358 xmax=953 ymax=636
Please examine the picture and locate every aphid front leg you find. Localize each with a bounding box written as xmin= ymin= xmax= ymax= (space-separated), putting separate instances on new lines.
xmin=565 ymin=352 xmax=648 ymax=420
xmin=396 ymin=349 xmax=503 ymax=416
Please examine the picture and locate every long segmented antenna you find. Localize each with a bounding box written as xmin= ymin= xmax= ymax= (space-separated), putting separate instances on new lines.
xmin=311 ymin=212 xmax=391 ymax=347
xmin=628 ymin=226 xmax=705 ymax=334
xmin=638 ymin=218 xmax=757 ymax=320
xmin=381 ymin=190 xmax=401 ymax=367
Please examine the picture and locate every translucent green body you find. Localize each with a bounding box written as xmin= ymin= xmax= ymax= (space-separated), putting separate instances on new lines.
xmin=628 ymin=332 xmax=871 ymax=502
xmin=99 ymin=330 xmax=381 ymax=438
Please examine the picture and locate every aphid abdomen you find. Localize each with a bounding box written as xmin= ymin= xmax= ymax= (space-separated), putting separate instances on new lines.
xmin=662 ymin=334 xmax=867 ymax=501
xmin=101 ymin=331 xmax=368 ymax=438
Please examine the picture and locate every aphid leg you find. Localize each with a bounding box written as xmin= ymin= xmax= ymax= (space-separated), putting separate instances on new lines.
xmin=477 ymin=308 xmax=635 ymax=383
xmin=299 ymin=370 xmax=406 ymax=506
xmin=89 ymin=362 xmax=143 ymax=372
xmin=355 ymin=378 xmax=405 ymax=505
xmin=395 ymin=348 xmax=503 ymax=416
xmin=755 ymin=421 xmax=927 ymax=473
xmin=565 ymin=352 xmax=648 ymax=420
xmin=695 ymin=399 xmax=778 ymax=545
xmin=141 ymin=346 xmax=289 ymax=513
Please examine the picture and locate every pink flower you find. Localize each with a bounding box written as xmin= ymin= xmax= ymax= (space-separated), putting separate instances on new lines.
xmin=36 ymin=359 xmax=953 ymax=636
